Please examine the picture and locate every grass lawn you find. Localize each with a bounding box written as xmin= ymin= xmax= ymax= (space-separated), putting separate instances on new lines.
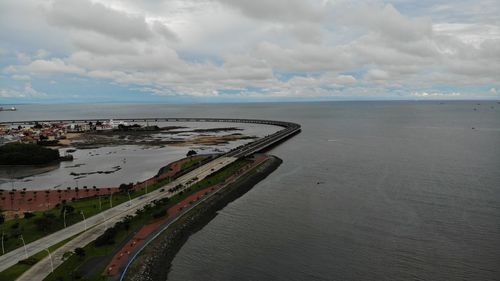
xmin=180 ymin=157 xmax=206 ymax=171
xmin=42 ymin=158 xmax=251 ymax=281
xmin=0 ymin=161 xmax=183 ymax=256
xmin=0 ymin=178 xmax=170 ymax=255
xmin=0 ymin=236 xmax=74 ymax=281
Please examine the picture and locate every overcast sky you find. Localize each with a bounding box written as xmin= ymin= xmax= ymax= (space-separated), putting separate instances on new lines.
xmin=1 ymin=0 xmax=499 ymax=103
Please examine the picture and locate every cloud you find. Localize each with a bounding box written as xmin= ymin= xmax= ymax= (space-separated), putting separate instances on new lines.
xmin=215 ymin=0 xmax=325 ymax=23
xmin=410 ymin=91 xmax=461 ymax=97
xmin=1 ymin=0 xmax=499 ymax=100
xmin=16 ymin=52 xmax=31 ymax=64
xmin=46 ymin=0 xmax=152 ymax=41
xmin=0 ymin=48 xmax=7 ymax=57
xmin=23 ymin=59 xmax=85 ymax=75
xmin=11 ymin=74 xmax=31 ymax=80
xmin=366 ymin=69 xmax=390 ymax=81
xmin=0 ymin=83 xmax=46 ymax=98
xmin=34 ymin=49 xmax=50 ymax=59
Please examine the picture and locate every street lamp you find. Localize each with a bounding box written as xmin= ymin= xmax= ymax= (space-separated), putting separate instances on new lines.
xmin=19 ymin=235 xmax=28 ymax=259
xmin=109 ymin=193 xmax=113 ymax=208
xmin=80 ymin=211 xmax=87 ymax=231
xmin=1 ymin=231 xmax=4 ymax=255
xmin=98 ymin=196 xmax=102 ymax=210
xmin=101 ymin=213 xmax=108 ymax=229
xmin=127 ymin=191 xmax=132 ymax=207
xmin=44 ymin=248 xmax=54 ymax=274
xmin=63 ymin=209 xmax=67 ymax=228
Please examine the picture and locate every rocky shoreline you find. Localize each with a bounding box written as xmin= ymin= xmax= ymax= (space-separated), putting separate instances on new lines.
xmin=126 ymin=155 xmax=282 ymax=281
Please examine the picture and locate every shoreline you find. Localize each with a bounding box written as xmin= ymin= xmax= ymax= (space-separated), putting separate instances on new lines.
xmin=125 ymin=155 xmax=282 ymax=281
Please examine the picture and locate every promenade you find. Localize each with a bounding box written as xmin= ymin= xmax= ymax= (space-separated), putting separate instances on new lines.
xmin=0 ymin=118 xmax=301 ymax=278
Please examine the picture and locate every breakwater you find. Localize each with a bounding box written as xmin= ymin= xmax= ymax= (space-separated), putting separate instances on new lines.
xmin=125 ymin=155 xmax=282 ymax=281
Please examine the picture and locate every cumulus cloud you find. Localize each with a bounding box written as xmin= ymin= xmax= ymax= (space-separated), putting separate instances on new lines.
xmin=46 ymin=0 xmax=153 ymax=41
xmin=1 ymin=0 xmax=499 ymax=100
xmin=11 ymin=74 xmax=31 ymax=80
xmin=215 ymin=0 xmax=325 ymax=23
xmin=410 ymin=91 xmax=461 ymax=97
xmin=0 ymin=83 xmax=46 ymax=98
xmin=22 ymin=59 xmax=85 ymax=75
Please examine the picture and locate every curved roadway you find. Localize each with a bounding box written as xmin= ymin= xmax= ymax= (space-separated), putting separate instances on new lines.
xmin=0 ymin=118 xmax=301 ymax=274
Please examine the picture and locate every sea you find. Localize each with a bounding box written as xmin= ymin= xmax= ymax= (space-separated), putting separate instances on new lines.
xmin=1 ymin=101 xmax=500 ymax=280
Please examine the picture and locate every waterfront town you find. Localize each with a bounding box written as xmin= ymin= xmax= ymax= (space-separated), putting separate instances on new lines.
xmin=0 ymin=116 xmax=298 ymax=281
xmin=0 ymin=120 xmax=126 ymax=146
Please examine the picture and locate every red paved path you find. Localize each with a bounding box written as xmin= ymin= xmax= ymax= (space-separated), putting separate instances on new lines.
xmin=104 ymin=155 xmax=268 ymax=277
xmin=0 ymin=156 xmax=206 ymax=214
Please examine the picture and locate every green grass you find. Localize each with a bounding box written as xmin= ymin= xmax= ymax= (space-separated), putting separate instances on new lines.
xmin=0 ymin=164 xmax=180 ymax=255
xmin=43 ymin=201 xmax=167 ymax=281
xmin=42 ymin=158 xmax=252 ymax=281
xmin=180 ymin=157 xmax=206 ymax=171
xmin=0 ymin=236 xmax=74 ymax=281
xmin=0 ymin=181 xmax=167 ymax=255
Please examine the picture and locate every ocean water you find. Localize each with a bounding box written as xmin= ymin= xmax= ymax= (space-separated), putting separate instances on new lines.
xmin=2 ymin=101 xmax=500 ymax=280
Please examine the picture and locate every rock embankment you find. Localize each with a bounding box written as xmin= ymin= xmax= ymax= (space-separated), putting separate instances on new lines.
xmin=127 ymin=155 xmax=282 ymax=281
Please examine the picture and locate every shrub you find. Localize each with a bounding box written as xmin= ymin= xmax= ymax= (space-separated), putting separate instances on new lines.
xmin=23 ymin=212 xmax=35 ymax=219
xmin=0 ymin=143 xmax=60 ymax=165
xmin=94 ymin=227 xmax=118 ymax=247
xmin=18 ymin=257 xmax=38 ymax=265
xmin=74 ymin=247 xmax=85 ymax=258
xmin=152 ymin=209 xmax=167 ymax=219
xmin=33 ymin=213 xmax=57 ymax=232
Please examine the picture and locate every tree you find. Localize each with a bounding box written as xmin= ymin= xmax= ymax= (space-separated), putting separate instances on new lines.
xmin=74 ymin=247 xmax=86 ymax=258
xmin=0 ymin=213 xmax=4 ymax=224
xmin=95 ymin=227 xmax=118 ymax=246
xmin=61 ymin=204 xmax=75 ymax=215
xmin=23 ymin=212 xmax=35 ymax=219
xmin=118 ymin=183 xmax=133 ymax=192
xmin=33 ymin=122 xmax=43 ymax=129
xmin=0 ymin=143 xmax=60 ymax=165
xmin=33 ymin=213 xmax=57 ymax=232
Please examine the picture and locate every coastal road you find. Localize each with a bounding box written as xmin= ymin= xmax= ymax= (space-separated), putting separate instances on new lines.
xmin=0 ymin=117 xmax=300 ymax=276
xmin=0 ymin=156 xmax=237 ymax=273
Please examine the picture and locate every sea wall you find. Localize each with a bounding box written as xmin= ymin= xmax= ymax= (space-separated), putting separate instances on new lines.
xmin=126 ymin=155 xmax=282 ymax=281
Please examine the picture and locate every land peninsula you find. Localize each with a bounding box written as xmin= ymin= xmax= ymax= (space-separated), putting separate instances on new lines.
xmin=0 ymin=117 xmax=301 ymax=281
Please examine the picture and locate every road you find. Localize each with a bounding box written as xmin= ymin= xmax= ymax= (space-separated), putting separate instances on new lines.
xmin=0 ymin=117 xmax=301 ymax=275
xmin=0 ymin=156 xmax=237 ymax=272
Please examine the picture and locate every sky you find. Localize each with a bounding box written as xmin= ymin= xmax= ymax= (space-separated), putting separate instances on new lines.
xmin=0 ymin=0 xmax=499 ymax=104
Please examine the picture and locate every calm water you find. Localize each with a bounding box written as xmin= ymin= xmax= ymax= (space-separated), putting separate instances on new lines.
xmin=0 ymin=121 xmax=279 ymax=190
xmin=2 ymin=101 xmax=500 ymax=280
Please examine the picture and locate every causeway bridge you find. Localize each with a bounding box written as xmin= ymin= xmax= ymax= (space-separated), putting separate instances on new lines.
xmin=1 ymin=117 xmax=301 ymax=158
xmin=0 ymin=118 xmax=300 ymax=276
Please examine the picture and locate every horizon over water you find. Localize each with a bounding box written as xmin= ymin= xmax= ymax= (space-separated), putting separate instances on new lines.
xmin=2 ymin=101 xmax=500 ymax=280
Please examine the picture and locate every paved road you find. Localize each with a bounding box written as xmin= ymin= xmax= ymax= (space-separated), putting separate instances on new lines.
xmin=0 ymin=156 xmax=237 ymax=272
xmin=0 ymin=117 xmax=301 ymax=277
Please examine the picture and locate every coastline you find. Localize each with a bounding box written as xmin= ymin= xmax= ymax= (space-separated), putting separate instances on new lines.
xmin=125 ymin=155 xmax=283 ymax=281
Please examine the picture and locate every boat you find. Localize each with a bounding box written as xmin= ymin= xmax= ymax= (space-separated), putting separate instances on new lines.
xmin=0 ymin=106 xmax=17 ymax=111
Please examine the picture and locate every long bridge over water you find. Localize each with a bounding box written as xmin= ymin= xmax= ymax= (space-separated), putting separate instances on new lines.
xmin=0 ymin=118 xmax=301 ymax=276
xmin=1 ymin=117 xmax=301 ymax=158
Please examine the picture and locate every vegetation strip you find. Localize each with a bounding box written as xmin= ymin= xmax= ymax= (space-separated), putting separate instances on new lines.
xmin=38 ymin=157 xmax=253 ymax=281
xmin=0 ymin=236 xmax=74 ymax=281
xmin=124 ymin=155 xmax=282 ymax=281
xmin=0 ymin=156 xmax=208 ymax=256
